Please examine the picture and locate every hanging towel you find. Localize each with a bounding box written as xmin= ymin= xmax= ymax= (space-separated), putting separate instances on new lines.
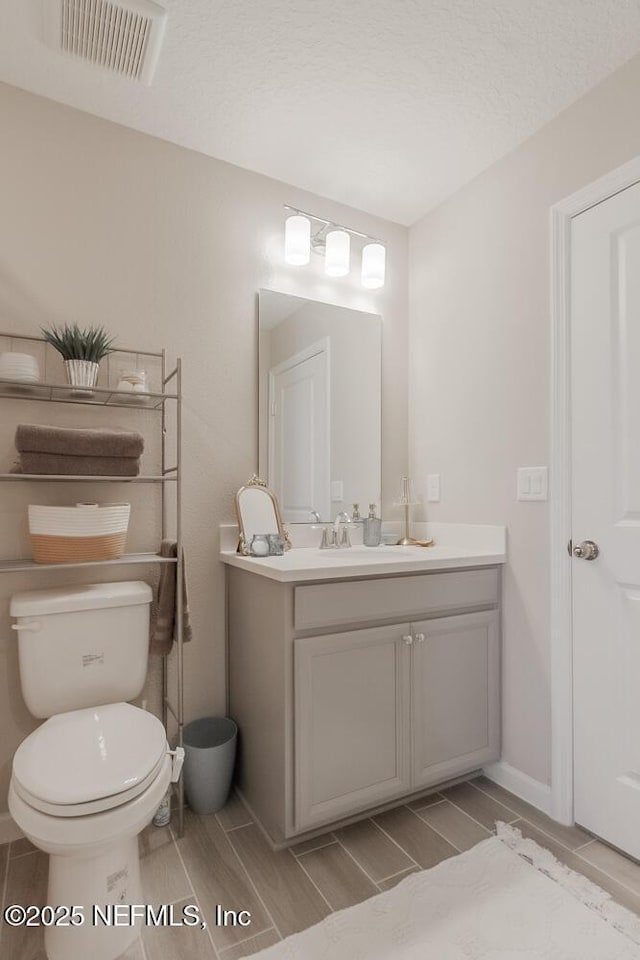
xmin=150 ymin=540 xmax=193 ymax=656
xmin=13 ymin=452 xmax=140 ymax=477
xmin=15 ymin=424 xmax=144 ymax=459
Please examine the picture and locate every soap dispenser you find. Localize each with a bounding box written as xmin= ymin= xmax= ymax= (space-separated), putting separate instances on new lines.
xmin=363 ymin=503 xmax=382 ymax=547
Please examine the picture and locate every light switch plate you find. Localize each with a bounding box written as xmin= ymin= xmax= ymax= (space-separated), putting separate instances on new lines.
xmin=517 ymin=466 xmax=548 ymax=501
xmin=426 ymin=474 xmax=440 ymax=502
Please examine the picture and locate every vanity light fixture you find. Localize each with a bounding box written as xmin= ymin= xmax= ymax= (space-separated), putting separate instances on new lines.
xmin=361 ymin=242 xmax=386 ymax=289
xmin=325 ymin=229 xmax=351 ymax=277
xmin=284 ymin=214 xmax=311 ymax=265
xmin=283 ymin=205 xmax=386 ymax=288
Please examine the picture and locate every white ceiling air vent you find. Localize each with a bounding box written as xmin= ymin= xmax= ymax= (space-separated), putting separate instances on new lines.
xmin=48 ymin=0 xmax=167 ymax=84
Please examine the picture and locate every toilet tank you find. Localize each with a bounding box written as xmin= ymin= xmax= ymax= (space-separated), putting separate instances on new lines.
xmin=10 ymin=581 xmax=153 ymax=719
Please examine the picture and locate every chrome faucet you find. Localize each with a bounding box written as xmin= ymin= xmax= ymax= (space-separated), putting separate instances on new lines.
xmin=333 ymin=511 xmax=352 ymax=548
xmin=333 ymin=510 xmax=351 ymax=531
xmin=318 ymin=511 xmax=353 ymax=549
xmin=309 ymin=510 xmax=322 ymax=522
xmin=319 ymin=527 xmax=333 ymax=549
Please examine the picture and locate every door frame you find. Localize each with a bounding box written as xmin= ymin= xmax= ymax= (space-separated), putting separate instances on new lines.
xmin=550 ymin=155 xmax=640 ymax=824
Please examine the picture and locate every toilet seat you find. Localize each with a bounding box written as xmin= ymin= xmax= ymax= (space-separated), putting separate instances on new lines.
xmin=13 ymin=751 xmax=167 ymax=817
xmin=12 ymin=702 xmax=167 ymax=817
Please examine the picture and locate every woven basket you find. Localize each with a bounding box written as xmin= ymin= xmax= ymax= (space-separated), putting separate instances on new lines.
xmin=28 ymin=504 xmax=130 ymax=564
xmin=29 ymin=532 xmax=128 ymax=564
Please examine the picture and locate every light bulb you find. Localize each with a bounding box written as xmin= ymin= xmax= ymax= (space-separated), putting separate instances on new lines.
xmin=325 ymin=230 xmax=350 ymax=277
xmin=284 ymin=215 xmax=311 ymax=265
xmin=361 ymin=242 xmax=386 ymax=289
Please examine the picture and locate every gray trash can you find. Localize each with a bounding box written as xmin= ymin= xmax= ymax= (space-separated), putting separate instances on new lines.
xmin=183 ymin=717 xmax=237 ymax=815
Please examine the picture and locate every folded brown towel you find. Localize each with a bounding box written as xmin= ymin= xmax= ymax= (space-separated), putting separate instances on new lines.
xmin=16 ymin=424 xmax=144 ymax=458
xmin=150 ymin=540 xmax=193 ymax=656
xmin=14 ymin=452 xmax=141 ymax=477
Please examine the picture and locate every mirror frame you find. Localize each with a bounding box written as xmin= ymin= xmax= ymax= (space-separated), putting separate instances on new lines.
xmin=234 ymin=475 xmax=292 ymax=555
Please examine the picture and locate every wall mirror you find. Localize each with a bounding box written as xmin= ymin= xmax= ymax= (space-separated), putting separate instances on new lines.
xmin=259 ymin=290 xmax=381 ymax=523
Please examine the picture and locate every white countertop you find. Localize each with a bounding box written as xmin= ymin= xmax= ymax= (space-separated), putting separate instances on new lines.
xmin=219 ymin=522 xmax=506 ymax=583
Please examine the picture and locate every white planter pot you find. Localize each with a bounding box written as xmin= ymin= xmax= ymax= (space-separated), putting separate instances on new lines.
xmin=64 ymin=359 xmax=99 ymax=389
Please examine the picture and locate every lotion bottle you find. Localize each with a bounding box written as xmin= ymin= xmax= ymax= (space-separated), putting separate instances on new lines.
xmin=363 ymin=503 xmax=382 ymax=547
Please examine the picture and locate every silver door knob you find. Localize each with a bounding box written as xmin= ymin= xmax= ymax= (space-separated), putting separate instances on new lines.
xmin=402 ymin=634 xmax=413 ymax=645
xmin=415 ymin=633 xmax=425 ymax=643
xmin=573 ymin=540 xmax=599 ymax=561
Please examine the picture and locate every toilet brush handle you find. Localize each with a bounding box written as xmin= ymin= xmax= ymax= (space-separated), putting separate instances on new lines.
xmin=169 ymin=746 xmax=185 ymax=782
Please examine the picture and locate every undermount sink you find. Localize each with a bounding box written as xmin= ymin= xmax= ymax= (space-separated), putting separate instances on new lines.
xmin=314 ymin=545 xmax=426 ymax=561
xmin=305 ymin=543 xmax=499 ymax=567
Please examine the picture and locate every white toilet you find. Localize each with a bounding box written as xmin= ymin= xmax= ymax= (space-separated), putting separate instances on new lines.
xmin=8 ymin=581 xmax=173 ymax=960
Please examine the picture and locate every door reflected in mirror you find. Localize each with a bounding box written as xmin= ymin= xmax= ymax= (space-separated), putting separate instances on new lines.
xmin=259 ymin=290 xmax=381 ymax=523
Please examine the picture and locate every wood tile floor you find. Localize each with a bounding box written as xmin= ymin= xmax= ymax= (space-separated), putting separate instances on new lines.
xmin=3 ymin=775 xmax=640 ymax=959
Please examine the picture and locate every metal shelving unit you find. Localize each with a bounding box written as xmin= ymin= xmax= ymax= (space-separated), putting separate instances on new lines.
xmin=0 ymin=474 xmax=177 ymax=482
xmin=0 ymin=333 xmax=186 ymax=836
xmin=0 ymin=378 xmax=177 ymax=408
xmin=0 ymin=553 xmax=178 ymax=573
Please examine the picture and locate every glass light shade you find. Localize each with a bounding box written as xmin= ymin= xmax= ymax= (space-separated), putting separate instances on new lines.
xmin=396 ymin=476 xmax=419 ymax=506
xmin=361 ymin=242 xmax=386 ymax=289
xmin=325 ymin=230 xmax=350 ymax=277
xmin=284 ymin=215 xmax=311 ymax=265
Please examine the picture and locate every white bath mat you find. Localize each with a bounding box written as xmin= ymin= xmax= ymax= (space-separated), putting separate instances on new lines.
xmin=255 ymin=823 xmax=640 ymax=959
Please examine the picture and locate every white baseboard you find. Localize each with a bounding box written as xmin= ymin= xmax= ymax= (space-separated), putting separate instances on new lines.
xmin=0 ymin=811 xmax=23 ymax=845
xmin=482 ymin=761 xmax=552 ymax=816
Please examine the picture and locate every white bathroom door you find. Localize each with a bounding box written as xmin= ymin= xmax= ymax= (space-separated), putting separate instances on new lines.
xmin=572 ymin=179 xmax=640 ymax=858
xmin=268 ymin=342 xmax=330 ymax=522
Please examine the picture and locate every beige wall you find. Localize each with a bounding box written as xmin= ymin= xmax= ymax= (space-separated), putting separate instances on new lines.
xmin=409 ymin=53 xmax=640 ymax=786
xmin=0 ymin=83 xmax=408 ymax=815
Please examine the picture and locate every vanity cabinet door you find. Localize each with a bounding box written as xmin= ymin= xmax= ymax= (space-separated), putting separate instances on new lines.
xmin=294 ymin=625 xmax=411 ymax=832
xmin=411 ymin=610 xmax=500 ymax=788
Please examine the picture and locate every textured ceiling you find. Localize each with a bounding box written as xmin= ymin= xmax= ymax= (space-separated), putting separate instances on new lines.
xmin=2 ymin=1 xmax=640 ymax=224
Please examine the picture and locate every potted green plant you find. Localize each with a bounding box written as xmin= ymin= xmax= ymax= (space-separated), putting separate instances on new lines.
xmin=41 ymin=323 xmax=116 ymax=390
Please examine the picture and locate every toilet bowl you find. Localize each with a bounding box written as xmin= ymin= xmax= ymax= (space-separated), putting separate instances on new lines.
xmin=9 ymin=701 xmax=171 ymax=960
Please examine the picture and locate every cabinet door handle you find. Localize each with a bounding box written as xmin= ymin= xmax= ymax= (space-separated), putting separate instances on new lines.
xmin=402 ymin=634 xmax=413 ymax=645
xmin=415 ymin=632 xmax=425 ymax=643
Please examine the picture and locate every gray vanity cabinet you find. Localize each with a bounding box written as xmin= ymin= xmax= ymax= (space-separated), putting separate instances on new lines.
xmin=293 ymin=609 xmax=499 ymax=832
xmin=294 ymin=625 xmax=412 ymax=831
xmin=227 ymin=564 xmax=501 ymax=846
xmin=410 ymin=610 xmax=499 ymax=790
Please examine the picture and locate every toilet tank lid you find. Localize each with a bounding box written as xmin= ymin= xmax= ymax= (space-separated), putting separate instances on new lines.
xmin=10 ymin=581 xmax=153 ymax=617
